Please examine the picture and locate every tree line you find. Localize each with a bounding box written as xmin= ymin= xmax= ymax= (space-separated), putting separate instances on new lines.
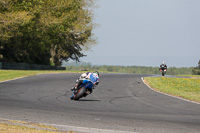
xmin=192 ymin=60 xmax=200 ymax=75
xmin=65 ymin=64 xmax=194 ymax=75
xmin=64 ymin=60 xmax=200 ymax=75
xmin=0 ymin=0 xmax=97 ymax=66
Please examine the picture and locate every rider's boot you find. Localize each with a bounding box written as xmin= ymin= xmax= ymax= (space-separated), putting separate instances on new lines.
xmin=70 ymin=95 xmax=75 ymax=100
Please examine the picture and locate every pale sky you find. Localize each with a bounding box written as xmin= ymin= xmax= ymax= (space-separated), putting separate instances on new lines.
xmin=80 ymin=0 xmax=200 ymax=67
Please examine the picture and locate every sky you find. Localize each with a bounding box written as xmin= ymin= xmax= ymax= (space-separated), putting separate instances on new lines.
xmin=80 ymin=0 xmax=200 ymax=67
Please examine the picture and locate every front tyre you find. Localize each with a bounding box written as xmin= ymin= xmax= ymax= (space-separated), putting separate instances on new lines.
xmin=74 ymin=87 xmax=87 ymax=100
xmin=162 ymin=71 xmax=165 ymax=76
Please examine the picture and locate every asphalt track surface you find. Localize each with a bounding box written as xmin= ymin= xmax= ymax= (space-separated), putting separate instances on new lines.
xmin=0 ymin=73 xmax=200 ymax=133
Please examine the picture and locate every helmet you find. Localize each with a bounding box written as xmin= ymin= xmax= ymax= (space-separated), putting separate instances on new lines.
xmin=162 ymin=61 xmax=165 ymax=65
xmin=81 ymin=73 xmax=87 ymax=78
xmin=93 ymin=71 xmax=99 ymax=76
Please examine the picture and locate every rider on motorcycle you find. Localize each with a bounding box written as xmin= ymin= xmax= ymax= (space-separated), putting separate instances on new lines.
xmin=159 ymin=61 xmax=167 ymax=71
xmin=71 ymin=71 xmax=99 ymax=94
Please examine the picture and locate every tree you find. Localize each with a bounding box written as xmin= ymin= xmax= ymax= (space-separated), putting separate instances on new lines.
xmin=0 ymin=0 xmax=97 ymax=66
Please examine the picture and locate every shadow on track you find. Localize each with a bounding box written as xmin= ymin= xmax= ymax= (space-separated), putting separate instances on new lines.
xmin=74 ymin=99 xmax=101 ymax=102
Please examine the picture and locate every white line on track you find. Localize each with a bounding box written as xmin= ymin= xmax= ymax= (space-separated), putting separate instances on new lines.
xmin=0 ymin=76 xmax=29 ymax=83
xmin=0 ymin=118 xmax=138 ymax=133
xmin=141 ymin=77 xmax=200 ymax=105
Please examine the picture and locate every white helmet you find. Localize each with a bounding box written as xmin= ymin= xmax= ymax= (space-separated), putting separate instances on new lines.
xmin=81 ymin=73 xmax=87 ymax=78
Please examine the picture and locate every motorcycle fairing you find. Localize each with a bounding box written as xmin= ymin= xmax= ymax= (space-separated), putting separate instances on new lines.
xmin=87 ymin=73 xmax=98 ymax=84
xmin=82 ymin=79 xmax=94 ymax=89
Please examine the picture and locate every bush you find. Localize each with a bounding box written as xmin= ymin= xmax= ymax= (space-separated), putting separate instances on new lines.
xmin=192 ymin=68 xmax=200 ymax=75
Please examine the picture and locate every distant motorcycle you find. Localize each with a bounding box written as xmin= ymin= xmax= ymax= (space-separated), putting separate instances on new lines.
xmin=159 ymin=68 xmax=167 ymax=76
xmin=70 ymin=78 xmax=95 ymax=100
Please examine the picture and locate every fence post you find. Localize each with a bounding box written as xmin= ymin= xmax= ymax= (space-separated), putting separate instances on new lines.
xmin=0 ymin=62 xmax=2 ymax=69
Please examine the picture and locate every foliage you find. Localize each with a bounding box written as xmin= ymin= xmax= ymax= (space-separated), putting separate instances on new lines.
xmin=192 ymin=60 xmax=200 ymax=75
xmin=144 ymin=77 xmax=200 ymax=102
xmin=192 ymin=68 xmax=200 ymax=75
xmin=0 ymin=0 xmax=97 ymax=66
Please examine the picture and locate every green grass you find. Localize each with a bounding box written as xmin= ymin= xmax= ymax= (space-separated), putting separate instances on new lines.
xmin=144 ymin=77 xmax=200 ymax=103
xmin=176 ymin=75 xmax=200 ymax=77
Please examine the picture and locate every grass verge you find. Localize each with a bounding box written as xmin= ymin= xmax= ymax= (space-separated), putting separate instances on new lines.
xmin=176 ymin=75 xmax=200 ymax=77
xmin=0 ymin=70 xmax=87 ymax=82
xmin=0 ymin=120 xmax=75 ymax=133
xmin=144 ymin=77 xmax=200 ymax=103
xmin=0 ymin=70 xmax=111 ymax=82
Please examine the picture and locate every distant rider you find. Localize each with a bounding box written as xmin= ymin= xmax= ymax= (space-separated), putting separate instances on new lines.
xmin=71 ymin=71 xmax=99 ymax=94
xmin=159 ymin=61 xmax=167 ymax=71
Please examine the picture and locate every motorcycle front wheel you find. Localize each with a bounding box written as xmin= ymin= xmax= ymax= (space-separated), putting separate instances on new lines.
xmin=162 ymin=71 xmax=165 ymax=76
xmin=73 ymin=87 xmax=87 ymax=100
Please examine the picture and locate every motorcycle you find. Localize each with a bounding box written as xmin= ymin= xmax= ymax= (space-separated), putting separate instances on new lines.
xmin=160 ymin=68 xmax=167 ymax=76
xmin=70 ymin=78 xmax=95 ymax=100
